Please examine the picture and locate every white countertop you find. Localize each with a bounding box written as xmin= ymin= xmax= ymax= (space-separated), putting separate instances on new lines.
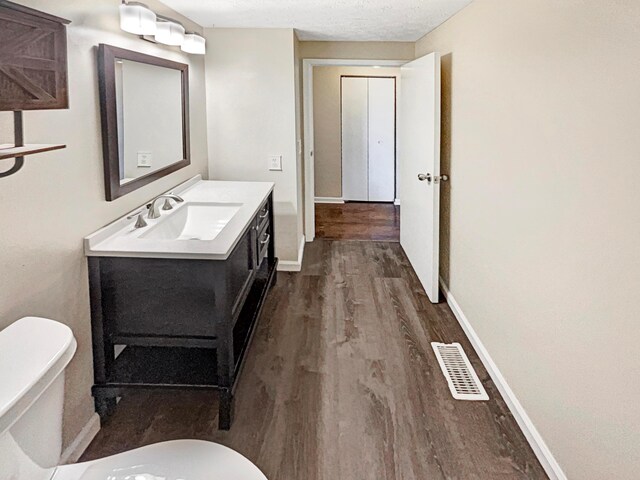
xmin=84 ymin=176 xmax=275 ymax=260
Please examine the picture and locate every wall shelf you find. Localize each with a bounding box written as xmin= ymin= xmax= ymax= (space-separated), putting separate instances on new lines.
xmin=0 ymin=111 xmax=67 ymax=178
xmin=0 ymin=144 xmax=66 ymax=161
xmin=0 ymin=1 xmax=71 ymax=178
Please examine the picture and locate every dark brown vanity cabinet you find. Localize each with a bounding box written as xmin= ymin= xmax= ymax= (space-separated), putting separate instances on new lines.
xmin=88 ymin=194 xmax=277 ymax=430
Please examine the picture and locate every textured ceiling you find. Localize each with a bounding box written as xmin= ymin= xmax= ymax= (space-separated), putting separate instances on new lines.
xmin=160 ymin=0 xmax=473 ymax=42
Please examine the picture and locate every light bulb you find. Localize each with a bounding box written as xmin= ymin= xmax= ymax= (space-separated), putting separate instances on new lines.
xmin=119 ymin=2 xmax=156 ymax=35
xmin=181 ymin=34 xmax=206 ymax=54
xmin=155 ymin=20 xmax=185 ymax=46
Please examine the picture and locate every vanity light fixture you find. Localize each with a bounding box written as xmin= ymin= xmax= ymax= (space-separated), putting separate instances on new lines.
xmin=181 ymin=33 xmax=206 ymax=55
xmin=155 ymin=19 xmax=186 ymax=46
xmin=118 ymin=2 xmax=206 ymax=54
xmin=119 ymin=1 xmax=157 ymax=36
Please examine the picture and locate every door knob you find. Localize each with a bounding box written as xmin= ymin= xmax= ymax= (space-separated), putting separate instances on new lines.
xmin=418 ymin=173 xmax=449 ymax=183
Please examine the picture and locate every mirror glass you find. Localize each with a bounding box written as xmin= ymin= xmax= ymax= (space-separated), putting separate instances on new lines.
xmin=114 ymin=59 xmax=184 ymax=185
xmin=98 ymin=44 xmax=189 ymax=201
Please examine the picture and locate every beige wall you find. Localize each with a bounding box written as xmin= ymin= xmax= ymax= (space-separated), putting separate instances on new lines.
xmin=415 ymin=0 xmax=640 ymax=478
xmin=0 ymin=0 xmax=209 ymax=451
xmin=204 ymin=28 xmax=303 ymax=262
xmin=313 ymin=66 xmax=400 ymax=198
xmin=299 ymin=41 xmax=414 ymax=61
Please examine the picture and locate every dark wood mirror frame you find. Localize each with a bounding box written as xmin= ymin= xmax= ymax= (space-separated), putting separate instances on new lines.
xmin=97 ymin=44 xmax=190 ymax=201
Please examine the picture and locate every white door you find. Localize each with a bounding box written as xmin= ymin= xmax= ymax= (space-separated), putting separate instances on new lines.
xmin=399 ymin=53 xmax=442 ymax=303
xmin=341 ymin=77 xmax=369 ymax=201
xmin=368 ymin=78 xmax=396 ymax=202
xmin=342 ymin=77 xmax=396 ymax=202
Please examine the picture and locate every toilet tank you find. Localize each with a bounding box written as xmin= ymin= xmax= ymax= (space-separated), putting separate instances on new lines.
xmin=0 ymin=317 xmax=77 ymax=469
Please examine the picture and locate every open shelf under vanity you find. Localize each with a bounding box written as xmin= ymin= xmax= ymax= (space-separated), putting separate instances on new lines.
xmin=93 ymin=259 xmax=275 ymax=391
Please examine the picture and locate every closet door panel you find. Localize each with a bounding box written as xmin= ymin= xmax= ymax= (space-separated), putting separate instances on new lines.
xmin=368 ymin=77 xmax=396 ymax=202
xmin=341 ymin=77 xmax=369 ymax=201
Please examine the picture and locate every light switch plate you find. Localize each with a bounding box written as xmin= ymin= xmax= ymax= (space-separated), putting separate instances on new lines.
xmin=268 ymin=155 xmax=282 ymax=171
xmin=137 ymin=152 xmax=152 ymax=167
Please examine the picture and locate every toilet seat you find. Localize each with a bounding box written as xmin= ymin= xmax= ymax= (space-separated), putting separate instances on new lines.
xmin=51 ymin=440 xmax=267 ymax=480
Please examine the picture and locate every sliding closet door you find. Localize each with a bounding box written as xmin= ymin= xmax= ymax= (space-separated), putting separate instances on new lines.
xmin=368 ymin=78 xmax=395 ymax=202
xmin=341 ymin=77 xmax=369 ymax=201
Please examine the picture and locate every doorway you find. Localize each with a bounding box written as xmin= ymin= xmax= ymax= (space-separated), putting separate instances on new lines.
xmin=314 ymin=73 xmax=399 ymax=241
xmin=304 ymin=61 xmax=405 ymax=242
xmin=302 ymin=59 xmax=406 ymax=243
xmin=303 ymin=54 xmax=443 ymax=301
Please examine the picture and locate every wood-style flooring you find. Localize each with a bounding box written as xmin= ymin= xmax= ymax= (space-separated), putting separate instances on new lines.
xmin=81 ymin=240 xmax=547 ymax=479
xmin=315 ymin=202 xmax=400 ymax=241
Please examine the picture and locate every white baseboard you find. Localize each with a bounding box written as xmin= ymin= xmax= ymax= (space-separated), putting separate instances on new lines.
xmin=314 ymin=197 xmax=345 ymax=204
xmin=394 ymin=198 xmax=400 ymax=206
xmin=59 ymin=413 xmax=100 ymax=465
xmin=277 ymin=235 xmax=305 ymax=272
xmin=439 ymin=278 xmax=567 ymax=480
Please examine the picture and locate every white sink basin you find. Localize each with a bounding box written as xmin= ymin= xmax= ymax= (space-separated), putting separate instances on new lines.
xmin=141 ymin=202 xmax=242 ymax=241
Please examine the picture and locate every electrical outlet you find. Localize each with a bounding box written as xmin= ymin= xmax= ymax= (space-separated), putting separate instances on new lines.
xmin=137 ymin=152 xmax=152 ymax=167
xmin=268 ymin=155 xmax=282 ymax=171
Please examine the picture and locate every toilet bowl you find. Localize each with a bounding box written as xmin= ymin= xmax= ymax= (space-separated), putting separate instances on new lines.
xmin=0 ymin=317 xmax=267 ymax=480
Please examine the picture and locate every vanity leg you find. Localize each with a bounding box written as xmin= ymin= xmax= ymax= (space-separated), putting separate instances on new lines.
xmin=214 ymin=262 xmax=235 ymax=430
xmin=88 ymin=258 xmax=118 ymax=418
xmin=218 ymin=389 xmax=234 ymax=430
xmin=94 ymin=396 xmax=116 ymax=419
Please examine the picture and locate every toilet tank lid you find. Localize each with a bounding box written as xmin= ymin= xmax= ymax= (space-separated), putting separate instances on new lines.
xmin=0 ymin=317 xmax=76 ymax=430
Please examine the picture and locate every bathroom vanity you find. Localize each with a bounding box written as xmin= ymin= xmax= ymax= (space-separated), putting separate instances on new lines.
xmin=85 ymin=176 xmax=277 ymax=429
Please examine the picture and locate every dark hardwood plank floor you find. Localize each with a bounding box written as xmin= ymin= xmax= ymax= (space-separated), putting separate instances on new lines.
xmin=315 ymin=202 xmax=400 ymax=241
xmin=81 ymin=240 xmax=547 ymax=479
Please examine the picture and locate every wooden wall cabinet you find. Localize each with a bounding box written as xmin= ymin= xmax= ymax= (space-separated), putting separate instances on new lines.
xmin=0 ymin=1 xmax=70 ymax=177
xmin=0 ymin=0 xmax=70 ymax=111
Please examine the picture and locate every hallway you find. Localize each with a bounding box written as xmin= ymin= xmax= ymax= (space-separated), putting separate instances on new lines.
xmin=82 ymin=240 xmax=546 ymax=479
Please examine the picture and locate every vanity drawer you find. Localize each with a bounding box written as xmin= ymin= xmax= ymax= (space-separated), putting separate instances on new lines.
xmin=256 ymin=202 xmax=270 ymax=234
xmin=257 ymin=229 xmax=270 ymax=267
xmin=254 ymin=199 xmax=271 ymax=268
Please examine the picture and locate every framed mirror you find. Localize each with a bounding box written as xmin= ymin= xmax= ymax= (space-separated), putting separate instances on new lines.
xmin=97 ymin=44 xmax=190 ymax=201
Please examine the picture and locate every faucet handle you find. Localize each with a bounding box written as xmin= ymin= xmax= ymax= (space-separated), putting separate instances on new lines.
xmin=162 ymin=198 xmax=174 ymax=211
xmin=126 ymin=210 xmax=148 ymax=228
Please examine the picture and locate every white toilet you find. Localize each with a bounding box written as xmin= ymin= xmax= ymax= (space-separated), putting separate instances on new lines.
xmin=0 ymin=317 xmax=268 ymax=480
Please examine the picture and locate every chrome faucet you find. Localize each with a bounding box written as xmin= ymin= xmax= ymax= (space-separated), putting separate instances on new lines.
xmin=147 ymin=194 xmax=184 ymax=219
